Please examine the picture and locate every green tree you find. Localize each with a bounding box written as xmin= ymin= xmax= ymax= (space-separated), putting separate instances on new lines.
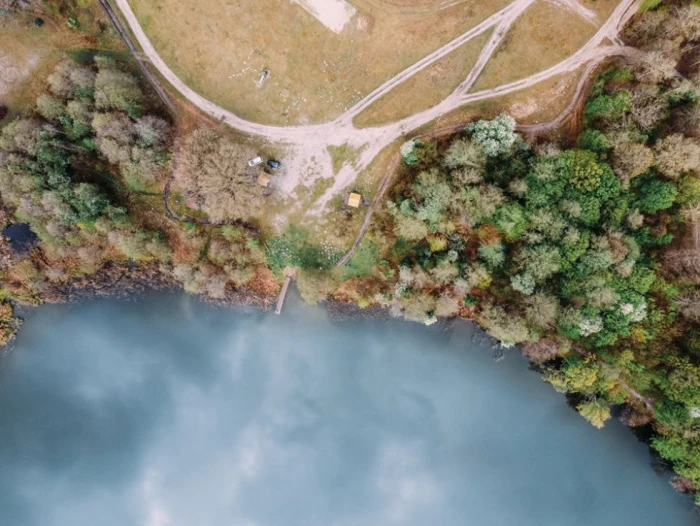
xmin=577 ymin=399 xmax=611 ymax=429
xmin=94 ymin=65 xmax=144 ymax=117
xmin=635 ymin=176 xmax=677 ymax=213
xmin=478 ymin=241 xmax=505 ymax=268
xmin=466 ymin=113 xmax=518 ymax=157
xmin=585 ymin=91 xmax=630 ymax=118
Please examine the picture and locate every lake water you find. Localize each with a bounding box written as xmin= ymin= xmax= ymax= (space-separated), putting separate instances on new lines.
xmin=0 ymin=292 xmax=697 ymax=526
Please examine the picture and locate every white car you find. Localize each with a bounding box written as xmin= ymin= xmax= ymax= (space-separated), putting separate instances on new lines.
xmin=248 ymin=156 xmax=264 ymax=167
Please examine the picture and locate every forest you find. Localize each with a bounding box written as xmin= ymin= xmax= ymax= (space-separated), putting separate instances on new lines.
xmin=1 ymin=0 xmax=700 ymax=507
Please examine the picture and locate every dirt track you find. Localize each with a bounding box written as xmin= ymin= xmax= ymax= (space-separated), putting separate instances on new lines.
xmin=110 ymin=0 xmax=642 ymax=255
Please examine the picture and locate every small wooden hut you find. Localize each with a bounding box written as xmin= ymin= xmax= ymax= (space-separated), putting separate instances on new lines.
xmin=257 ymin=172 xmax=272 ymax=187
xmin=348 ymin=192 xmax=362 ymax=208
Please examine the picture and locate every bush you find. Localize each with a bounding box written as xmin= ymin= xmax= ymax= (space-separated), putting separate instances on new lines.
xmin=579 ymin=129 xmax=611 ymax=153
xmin=266 ymin=227 xmax=341 ymax=271
xmin=585 ymin=91 xmax=631 ymax=119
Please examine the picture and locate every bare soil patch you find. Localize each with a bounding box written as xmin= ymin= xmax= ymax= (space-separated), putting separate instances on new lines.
xmin=0 ymin=6 xmax=121 ymax=116
xmin=293 ymin=0 xmax=356 ymax=34
xmin=0 ymin=19 xmax=52 ymax=100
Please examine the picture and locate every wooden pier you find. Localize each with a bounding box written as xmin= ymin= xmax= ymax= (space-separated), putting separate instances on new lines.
xmin=275 ymin=276 xmax=292 ymax=315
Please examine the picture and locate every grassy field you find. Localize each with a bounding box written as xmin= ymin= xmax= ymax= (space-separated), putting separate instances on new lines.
xmin=128 ymin=0 xmax=510 ymax=125
xmin=471 ymin=0 xmax=620 ymax=92
xmin=352 ymin=30 xmax=492 ymax=128
xmin=0 ymin=5 xmax=121 ymax=122
xmin=0 ymin=19 xmax=74 ymax=118
xmin=363 ymin=0 xmax=473 ymax=11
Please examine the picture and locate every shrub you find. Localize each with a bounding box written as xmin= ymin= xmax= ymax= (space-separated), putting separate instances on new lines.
xmin=481 ymin=305 xmax=532 ymax=347
xmin=585 ymin=91 xmax=631 ymax=119
xmin=579 ymin=129 xmax=611 ymax=153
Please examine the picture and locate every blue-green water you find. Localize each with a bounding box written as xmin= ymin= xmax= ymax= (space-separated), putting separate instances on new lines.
xmin=0 ymin=292 xmax=696 ymax=526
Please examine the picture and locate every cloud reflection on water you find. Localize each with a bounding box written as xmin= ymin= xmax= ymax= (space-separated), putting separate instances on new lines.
xmin=0 ymin=292 xmax=696 ymax=526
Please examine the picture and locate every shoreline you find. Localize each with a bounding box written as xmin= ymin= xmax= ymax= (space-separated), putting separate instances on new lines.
xmin=4 ymin=262 xmax=698 ymax=511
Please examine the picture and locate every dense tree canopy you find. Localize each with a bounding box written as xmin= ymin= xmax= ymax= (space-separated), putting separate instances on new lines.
xmin=177 ymin=128 xmax=264 ymax=223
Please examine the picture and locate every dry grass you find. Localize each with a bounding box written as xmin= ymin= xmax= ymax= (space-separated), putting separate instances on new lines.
xmin=363 ymin=0 xmax=471 ymax=11
xmin=128 ymin=0 xmax=509 ymax=125
xmin=582 ymin=0 xmax=625 ymax=19
xmin=0 ymin=6 xmax=122 ymax=119
xmin=471 ymin=0 xmax=601 ymax=92
xmin=356 ymin=139 xmax=399 ymax=193
xmin=411 ymin=69 xmax=584 ymax=136
xmin=328 ymin=143 xmax=363 ymax=173
xmin=0 ymin=21 xmax=66 ymax=113
xmin=352 ymin=30 xmax=491 ymax=128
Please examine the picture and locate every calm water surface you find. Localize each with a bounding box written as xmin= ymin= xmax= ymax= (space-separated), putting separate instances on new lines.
xmin=0 ymin=292 xmax=697 ymax=526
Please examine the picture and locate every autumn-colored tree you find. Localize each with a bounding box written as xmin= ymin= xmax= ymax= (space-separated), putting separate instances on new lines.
xmin=178 ymin=128 xmax=264 ymax=222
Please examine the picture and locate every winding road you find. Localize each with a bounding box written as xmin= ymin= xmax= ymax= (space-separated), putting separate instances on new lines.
xmin=109 ymin=0 xmax=642 ymax=252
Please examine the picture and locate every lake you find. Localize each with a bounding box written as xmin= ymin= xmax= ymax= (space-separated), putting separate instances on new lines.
xmin=0 ymin=292 xmax=697 ymax=526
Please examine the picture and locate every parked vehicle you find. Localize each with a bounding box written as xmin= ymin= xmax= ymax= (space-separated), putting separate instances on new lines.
xmin=267 ymin=159 xmax=282 ymax=169
xmin=248 ymin=156 xmax=264 ymax=167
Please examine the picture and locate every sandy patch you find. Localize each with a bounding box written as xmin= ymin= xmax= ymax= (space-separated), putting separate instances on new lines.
xmin=292 ymin=0 xmax=357 ymax=33
xmin=0 ymin=52 xmax=40 ymax=97
xmin=509 ymin=74 xmax=575 ymax=120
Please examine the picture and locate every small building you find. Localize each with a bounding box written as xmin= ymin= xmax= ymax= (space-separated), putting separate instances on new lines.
xmin=347 ymin=192 xmax=362 ymax=208
xmin=257 ymin=172 xmax=272 ymax=187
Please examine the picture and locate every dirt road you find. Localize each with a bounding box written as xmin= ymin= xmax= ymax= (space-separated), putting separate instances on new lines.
xmin=111 ymin=0 xmax=642 ymax=226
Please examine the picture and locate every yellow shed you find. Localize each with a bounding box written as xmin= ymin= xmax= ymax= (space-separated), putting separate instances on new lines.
xmin=348 ymin=193 xmax=362 ymax=208
xmin=257 ymin=172 xmax=272 ymax=187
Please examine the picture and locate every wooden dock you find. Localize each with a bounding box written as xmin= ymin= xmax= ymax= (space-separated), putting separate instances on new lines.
xmin=275 ymin=276 xmax=292 ymax=315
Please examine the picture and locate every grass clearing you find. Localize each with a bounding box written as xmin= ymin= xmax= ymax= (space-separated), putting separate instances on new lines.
xmin=0 ymin=21 xmax=72 ymax=116
xmin=353 ymin=30 xmax=492 ymax=128
xmin=0 ymin=5 xmax=121 ymax=120
xmin=341 ymin=239 xmax=380 ymax=279
xmin=471 ymin=0 xmax=600 ymax=93
xmin=128 ymin=0 xmax=509 ymax=125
